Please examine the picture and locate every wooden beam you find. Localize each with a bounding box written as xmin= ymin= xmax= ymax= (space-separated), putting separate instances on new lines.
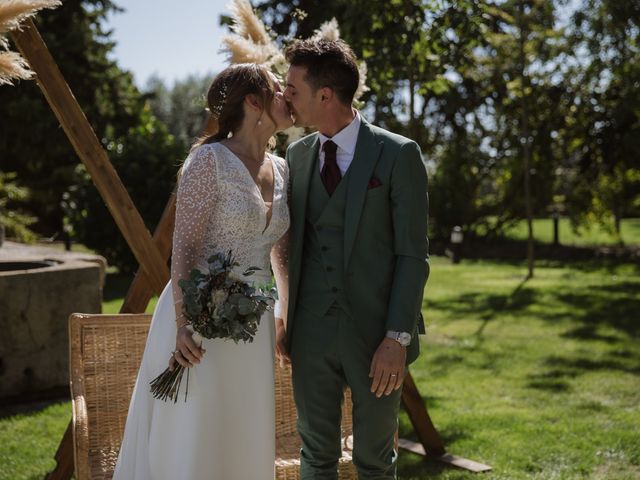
xmin=43 ymin=423 xmax=74 ymax=480
xmin=398 ymin=439 xmax=492 ymax=473
xmin=11 ymin=19 xmax=170 ymax=294
xmin=401 ymin=372 xmax=446 ymax=457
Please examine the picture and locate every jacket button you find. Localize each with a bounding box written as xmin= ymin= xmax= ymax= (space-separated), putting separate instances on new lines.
xmin=331 ymin=287 xmax=338 ymax=293
xmin=321 ymin=246 xmax=328 ymax=252
xmin=327 ymin=266 xmax=335 ymax=272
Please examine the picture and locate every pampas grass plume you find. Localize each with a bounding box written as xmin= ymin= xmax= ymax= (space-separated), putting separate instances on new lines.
xmin=0 ymin=0 xmax=61 ymax=34
xmin=0 ymin=50 xmax=33 ymax=85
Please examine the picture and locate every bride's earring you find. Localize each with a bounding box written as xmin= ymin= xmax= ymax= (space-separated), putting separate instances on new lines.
xmin=257 ymin=118 xmax=263 ymax=126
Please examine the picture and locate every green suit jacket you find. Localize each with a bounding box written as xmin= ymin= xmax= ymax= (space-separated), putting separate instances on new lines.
xmin=285 ymin=118 xmax=429 ymax=364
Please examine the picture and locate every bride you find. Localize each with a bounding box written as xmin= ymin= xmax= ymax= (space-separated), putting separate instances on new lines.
xmin=113 ymin=63 xmax=292 ymax=480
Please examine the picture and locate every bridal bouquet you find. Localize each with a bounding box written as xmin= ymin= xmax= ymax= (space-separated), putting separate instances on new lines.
xmin=150 ymin=251 xmax=276 ymax=403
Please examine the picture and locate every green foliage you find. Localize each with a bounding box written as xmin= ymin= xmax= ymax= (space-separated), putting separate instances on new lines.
xmin=561 ymin=0 xmax=640 ymax=234
xmin=0 ymin=1 xmax=196 ymax=271
xmin=0 ymin=172 xmax=37 ymax=242
xmin=63 ymin=107 xmax=184 ymax=273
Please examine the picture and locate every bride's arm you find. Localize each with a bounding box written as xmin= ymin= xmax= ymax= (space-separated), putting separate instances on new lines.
xmin=271 ymin=156 xmax=291 ymax=366
xmin=171 ymin=144 xmax=218 ymax=368
xmin=270 ymin=229 xmax=290 ymax=366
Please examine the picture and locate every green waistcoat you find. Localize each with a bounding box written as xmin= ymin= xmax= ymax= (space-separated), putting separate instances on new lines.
xmin=297 ymin=158 xmax=352 ymax=318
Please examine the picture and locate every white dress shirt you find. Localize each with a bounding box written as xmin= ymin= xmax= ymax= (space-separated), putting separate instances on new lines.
xmin=318 ymin=111 xmax=361 ymax=175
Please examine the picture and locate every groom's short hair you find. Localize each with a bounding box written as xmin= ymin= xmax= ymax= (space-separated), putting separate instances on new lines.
xmin=285 ymin=39 xmax=359 ymax=106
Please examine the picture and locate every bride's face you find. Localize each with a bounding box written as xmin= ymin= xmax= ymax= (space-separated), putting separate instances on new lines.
xmin=269 ymin=77 xmax=294 ymax=132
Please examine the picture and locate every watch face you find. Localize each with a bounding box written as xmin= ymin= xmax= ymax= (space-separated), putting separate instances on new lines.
xmin=398 ymin=333 xmax=412 ymax=345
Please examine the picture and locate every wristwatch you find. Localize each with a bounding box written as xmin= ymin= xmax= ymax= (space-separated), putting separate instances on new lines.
xmin=386 ymin=330 xmax=412 ymax=347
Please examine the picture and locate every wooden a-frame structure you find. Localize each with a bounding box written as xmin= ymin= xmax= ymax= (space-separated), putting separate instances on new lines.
xmin=7 ymin=17 xmax=491 ymax=480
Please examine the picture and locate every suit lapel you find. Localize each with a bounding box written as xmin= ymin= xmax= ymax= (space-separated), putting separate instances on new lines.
xmin=344 ymin=121 xmax=383 ymax=270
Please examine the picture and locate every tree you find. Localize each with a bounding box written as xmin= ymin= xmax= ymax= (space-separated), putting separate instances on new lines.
xmin=143 ymin=73 xmax=213 ymax=149
xmin=562 ymin=0 xmax=640 ymax=238
xmin=0 ymin=172 xmax=37 ymax=243
xmin=0 ymin=0 xmax=143 ymax=237
xmin=253 ymin=0 xmax=496 ymax=238
xmin=252 ymin=0 xmax=639 ymax=246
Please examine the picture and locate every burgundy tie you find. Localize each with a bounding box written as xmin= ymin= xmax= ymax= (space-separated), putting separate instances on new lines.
xmin=321 ymin=140 xmax=341 ymax=195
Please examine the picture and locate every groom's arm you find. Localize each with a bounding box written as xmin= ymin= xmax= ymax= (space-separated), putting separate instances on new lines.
xmin=369 ymin=140 xmax=429 ymax=397
xmin=385 ymin=140 xmax=430 ymax=335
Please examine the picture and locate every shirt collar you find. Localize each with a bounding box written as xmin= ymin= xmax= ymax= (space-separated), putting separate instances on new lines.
xmin=318 ymin=111 xmax=361 ymax=155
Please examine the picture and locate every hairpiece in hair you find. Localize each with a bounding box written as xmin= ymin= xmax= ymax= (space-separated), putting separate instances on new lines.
xmin=211 ymin=81 xmax=228 ymax=118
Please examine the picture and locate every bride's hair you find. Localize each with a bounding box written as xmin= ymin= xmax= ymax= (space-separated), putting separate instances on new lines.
xmin=192 ymin=63 xmax=277 ymax=150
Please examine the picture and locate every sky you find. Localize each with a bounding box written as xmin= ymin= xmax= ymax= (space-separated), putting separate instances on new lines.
xmin=105 ymin=0 xmax=231 ymax=88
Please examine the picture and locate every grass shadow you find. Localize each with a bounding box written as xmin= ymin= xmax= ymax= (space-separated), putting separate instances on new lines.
xmin=0 ymin=396 xmax=68 ymax=420
xmin=526 ymin=353 xmax=640 ymax=393
xmin=549 ymin=284 xmax=640 ymax=339
xmin=428 ymin=286 xmax=536 ymax=323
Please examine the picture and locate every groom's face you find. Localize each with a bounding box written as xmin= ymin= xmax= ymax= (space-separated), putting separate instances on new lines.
xmin=284 ymin=66 xmax=322 ymax=128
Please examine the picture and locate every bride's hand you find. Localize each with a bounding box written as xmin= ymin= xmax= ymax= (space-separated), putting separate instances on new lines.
xmin=275 ymin=317 xmax=291 ymax=368
xmin=169 ymin=325 xmax=206 ymax=370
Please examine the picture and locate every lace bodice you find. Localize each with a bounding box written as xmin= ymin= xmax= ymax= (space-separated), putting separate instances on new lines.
xmin=171 ymin=142 xmax=290 ymax=320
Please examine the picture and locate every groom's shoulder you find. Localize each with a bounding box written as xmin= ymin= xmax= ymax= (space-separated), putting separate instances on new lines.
xmin=366 ymin=122 xmax=417 ymax=150
xmin=287 ymin=132 xmax=318 ymax=155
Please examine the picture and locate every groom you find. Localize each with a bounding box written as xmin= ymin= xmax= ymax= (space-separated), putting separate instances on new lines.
xmin=280 ymin=38 xmax=429 ymax=480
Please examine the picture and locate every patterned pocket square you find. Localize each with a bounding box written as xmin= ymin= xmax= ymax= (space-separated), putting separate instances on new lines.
xmin=367 ymin=176 xmax=383 ymax=189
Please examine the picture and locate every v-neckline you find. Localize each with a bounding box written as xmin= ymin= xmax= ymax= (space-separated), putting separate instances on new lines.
xmin=217 ymin=142 xmax=277 ymax=234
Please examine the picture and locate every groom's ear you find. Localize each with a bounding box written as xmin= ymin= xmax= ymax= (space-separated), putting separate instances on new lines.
xmin=319 ymin=87 xmax=334 ymax=103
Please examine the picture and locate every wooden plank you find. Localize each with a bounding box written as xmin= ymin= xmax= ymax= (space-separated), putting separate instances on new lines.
xmin=11 ymin=19 xmax=169 ymax=294
xmin=398 ymin=438 xmax=492 ymax=472
xmin=401 ymin=372 xmax=446 ymax=457
xmin=43 ymin=423 xmax=74 ymax=480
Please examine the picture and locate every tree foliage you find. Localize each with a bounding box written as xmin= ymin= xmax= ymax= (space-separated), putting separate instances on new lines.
xmin=0 ymin=0 xmax=145 ymax=236
xmin=0 ymin=172 xmax=37 ymax=243
xmin=143 ymin=73 xmax=212 ymax=149
xmin=255 ymin=0 xmax=640 ymax=241
xmin=0 ymin=0 xmax=196 ymax=271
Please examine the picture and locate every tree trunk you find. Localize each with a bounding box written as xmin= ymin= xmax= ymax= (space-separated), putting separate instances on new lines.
xmin=518 ymin=1 xmax=534 ymax=278
xmin=553 ymin=214 xmax=559 ymax=246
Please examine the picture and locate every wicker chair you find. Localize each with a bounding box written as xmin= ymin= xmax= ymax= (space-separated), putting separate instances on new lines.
xmin=275 ymin=364 xmax=358 ymax=480
xmin=69 ymin=313 xmax=151 ymax=480
xmin=69 ymin=313 xmax=358 ymax=479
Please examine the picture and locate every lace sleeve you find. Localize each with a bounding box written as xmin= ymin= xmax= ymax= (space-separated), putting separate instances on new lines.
xmin=270 ymin=230 xmax=289 ymax=324
xmin=171 ymin=145 xmax=218 ymax=322
xmin=270 ymin=155 xmax=290 ymax=325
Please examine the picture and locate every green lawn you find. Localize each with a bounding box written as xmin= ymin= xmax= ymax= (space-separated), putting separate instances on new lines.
xmin=398 ymin=256 xmax=640 ymax=479
xmin=1 ymin=256 xmax=638 ymax=479
xmin=502 ymin=217 xmax=640 ymax=246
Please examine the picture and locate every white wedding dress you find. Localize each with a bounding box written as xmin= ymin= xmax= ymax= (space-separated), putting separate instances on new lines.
xmin=113 ymin=142 xmax=290 ymax=480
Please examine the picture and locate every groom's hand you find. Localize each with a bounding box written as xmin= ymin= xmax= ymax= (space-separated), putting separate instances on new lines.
xmin=369 ymin=338 xmax=406 ymax=397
